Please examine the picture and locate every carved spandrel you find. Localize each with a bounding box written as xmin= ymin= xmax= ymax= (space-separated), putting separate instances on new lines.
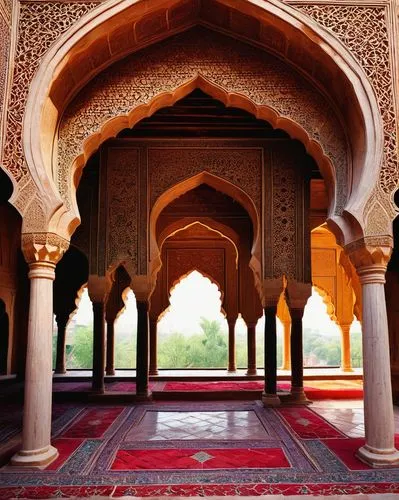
xmin=59 ymin=28 xmax=346 ymax=214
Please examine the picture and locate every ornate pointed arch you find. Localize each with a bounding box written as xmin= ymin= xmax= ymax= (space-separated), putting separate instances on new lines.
xmin=14 ymin=0 xmax=385 ymax=247
xmin=149 ymin=170 xmax=260 ymax=287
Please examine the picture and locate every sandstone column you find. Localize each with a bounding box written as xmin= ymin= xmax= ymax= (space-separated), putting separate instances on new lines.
xmin=54 ymin=314 xmax=68 ymax=374
xmin=88 ymin=276 xmax=108 ymax=393
xmin=246 ymin=322 xmax=257 ymax=375
xmin=149 ymin=316 xmax=158 ymax=376
xmin=286 ymin=281 xmax=311 ymax=403
xmin=262 ymin=278 xmax=283 ymax=406
xmin=339 ymin=323 xmax=353 ymax=372
xmin=11 ymin=233 xmax=68 ymax=467
xmin=105 ymin=316 xmax=116 ymax=376
xmin=132 ymin=276 xmax=152 ymax=400
xmin=348 ymin=243 xmax=399 ymax=467
xmin=227 ymin=317 xmax=237 ymax=373
xmin=281 ymin=320 xmax=291 ymax=371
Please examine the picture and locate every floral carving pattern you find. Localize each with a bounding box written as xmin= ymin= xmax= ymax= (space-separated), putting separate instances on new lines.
xmin=296 ymin=4 xmax=398 ymax=201
xmin=59 ymin=28 xmax=346 ymax=214
xmin=0 ymin=11 xmax=10 ymax=161
xmin=148 ymin=147 xmax=262 ymax=211
xmin=106 ymin=147 xmax=139 ymax=273
xmin=272 ymin=157 xmax=297 ymax=279
xmin=2 ymin=1 xmax=98 ymax=183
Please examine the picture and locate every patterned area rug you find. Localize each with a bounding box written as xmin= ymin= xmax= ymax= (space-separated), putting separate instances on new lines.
xmin=0 ymin=401 xmax=397 ymax=498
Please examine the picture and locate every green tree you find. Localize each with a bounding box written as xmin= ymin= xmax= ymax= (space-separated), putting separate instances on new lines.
xmin=68 ymin=325 xmax=93 ymax=369
xmin=200 ymin=317 xmax=227 ymax=368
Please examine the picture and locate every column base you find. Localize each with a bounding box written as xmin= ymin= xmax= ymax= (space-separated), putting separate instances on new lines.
xmin=227 ymin=367 xmax=237 ymax=374
xmin=54 ymin=369 xmax=66 ymax=375
xmin=246 ymin=368 xmax=257 ymax=376
xmin=136 ymin=391 xmax=152 ymax=402
xmin=341 ymin=366 xmax=354 ymax=373
xmin=282 ymin=387 xmax=311 ymax=405
xmin=105 ymin=369 xmax=116 ymax=376
xmin=11 ymin=445 xmax=58 ymax=468
xmin=356 ymin=445 xmax=399 ymax=468
xmin=262 ymin=392 xmax=281 ymax=407
xmin=91 ymin=386 xmax=105 ymax=395
xmin=149 ymin=369 xmax=159 ymax=376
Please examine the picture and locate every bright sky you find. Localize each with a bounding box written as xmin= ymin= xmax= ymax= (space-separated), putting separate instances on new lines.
xmin=71 ymin=270 xmax=361 ymax=336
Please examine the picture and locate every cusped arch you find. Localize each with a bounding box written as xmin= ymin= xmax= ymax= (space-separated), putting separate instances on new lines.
xmin=158 ymin=219 xmax=240 ymax=266
xmin=160 ymin=268 xmax=226 ymax=322
xmin=149 ymin=171 xmax=260 ymax=287
xmin=17 ymin=0 xmax=385 ymax=246
xmin=313 ymin=284 xmax=337 ymax=324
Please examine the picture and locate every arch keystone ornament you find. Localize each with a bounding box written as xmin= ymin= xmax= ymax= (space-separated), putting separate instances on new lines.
xmin=346 ymin=238 xmax=399 ymax=467
xmin=12 ymin=233 xmax=69 ymax=467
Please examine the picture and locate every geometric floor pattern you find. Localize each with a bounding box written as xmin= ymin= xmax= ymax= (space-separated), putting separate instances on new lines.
xmin=0 ymin=401 xmax=398 ymax=498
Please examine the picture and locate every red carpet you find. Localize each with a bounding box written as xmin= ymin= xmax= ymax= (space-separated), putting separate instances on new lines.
xmin=323 ymin=435 xmax=399 ymax=470
xmin=162 ymin=381 xmax=363 ymax=399
xmin=61 ymin=407 xmax=124 ymax=438
xmin=111 ymin=447 xmax=290 ymax=470
xmin=277 ymin=407 xmax=345 ymax=439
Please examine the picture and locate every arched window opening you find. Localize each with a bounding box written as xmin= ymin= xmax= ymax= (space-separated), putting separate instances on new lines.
xmin=65 ymin=287 xmax=93 ymax=369
xmin=157 ymin=270 xmax=228 ymax=369
xmin=303 ymin=288 xmax=341 ymax=367
xmin=114 ymin=290 xmax=137 ymax=369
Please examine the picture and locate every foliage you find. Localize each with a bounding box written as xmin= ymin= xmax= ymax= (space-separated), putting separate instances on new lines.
xmin=53 ymin=318 xmax=363 ymax=370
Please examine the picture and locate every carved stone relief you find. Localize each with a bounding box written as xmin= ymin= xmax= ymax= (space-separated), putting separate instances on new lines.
xmin=2 ymin=1 xmax=98 ymax=185
xmin=106 ymin=147 xmax=139 ymax=274
xmin=0 ymin=8 xmax=10 ymax=163
xmin=264 ymin=143 xmax=310 ymax=281
xmin=166 ymin=247 xmax=225 ymax=293
xmin=295 ymin=4 xmax=398 ymax=220
xmin=59 ymin=28 xmax=346 ymax=214
xmin=148 ymin=147 xmax=262 ymax=211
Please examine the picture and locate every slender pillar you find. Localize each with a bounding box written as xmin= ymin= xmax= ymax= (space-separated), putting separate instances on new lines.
xmin=339 ymin=323 xmax=353 ymax=372
xmin=54 ymin=316 xmax=68 ymax=374
xmin=227 ymin=317 xmax=237 ymax=373
xmin=354 ymin=263 xmax=399 ymax=467
xmin=149 ymin=317 xmax=158 ymax=376
xmin=262 ymin=306 xmax=280 ymax=406
xmin=136 ymin=300 xmax=150 ymax=400
xmin=290 ymin=307 xmax=308 ymax=402
xmin=281 ymin=320 xmax=291 ymax=370
xmin=246 ymin=323 xmax=257 ymax=375
xmin=105 ymin=318 xmax=115 ymax=376
xmin=92 ymin=301 xmax=105 ymax=393
xmin=11 ymin=260 xmax=60 ymax=466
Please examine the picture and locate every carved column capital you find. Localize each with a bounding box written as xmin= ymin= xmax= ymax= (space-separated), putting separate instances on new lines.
xmin=262 ymin=277 xmax=284 ymax=308
xmin=285 ymin=280 xmax=312 ymax=312
xmin=131 ymin=275 xmax=152 ymax=303
xmin=345 ymin=237 xmax=392 ymax=285
xmin=21 ymin=233 xmax=69 ymax=266
xmin=88 ymin=275 xmax=110 ymax=303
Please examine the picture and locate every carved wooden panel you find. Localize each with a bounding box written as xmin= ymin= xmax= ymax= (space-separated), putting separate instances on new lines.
xmin=59 ymin=28 xmax=346 ymax=214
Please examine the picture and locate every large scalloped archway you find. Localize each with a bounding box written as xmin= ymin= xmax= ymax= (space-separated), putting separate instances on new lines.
xmin=17 ymin=0 xmax=384 ymax=247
